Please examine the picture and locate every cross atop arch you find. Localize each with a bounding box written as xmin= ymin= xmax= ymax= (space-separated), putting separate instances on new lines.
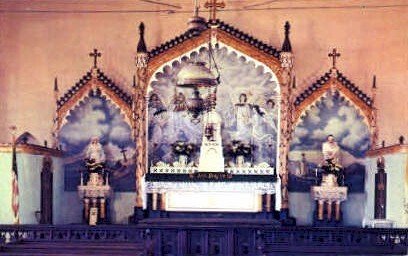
xmin=328 ymin=48 xmax=341 ymax=69
xmin=204 ymin=0 xmax=225 ymax=21
xmin=89 ymin=48 xmax=102 ymax=68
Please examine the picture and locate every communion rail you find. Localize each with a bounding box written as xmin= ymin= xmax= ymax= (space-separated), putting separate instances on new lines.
xmin=0 ymin=224 xmax=407 ymax=255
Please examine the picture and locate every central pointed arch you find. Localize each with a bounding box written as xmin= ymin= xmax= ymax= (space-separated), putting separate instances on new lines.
xmin=145 ymin=39 xmax=282 ymax=171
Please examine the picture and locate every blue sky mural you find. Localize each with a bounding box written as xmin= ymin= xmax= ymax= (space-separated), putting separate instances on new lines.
xmin=59 ymin=91 xmax=136 ymax=191
xmin=148 ymin=45 xmax=280 ymax=167
xmin=289 ymin=92 xmax=370 ymax=193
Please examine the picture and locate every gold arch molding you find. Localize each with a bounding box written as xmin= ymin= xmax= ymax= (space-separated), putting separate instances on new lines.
xmin=145 ymin=29 xmax=283 ymax=95
xmin=293 ymin=78 xmax=373 ymax=128
xmin=56 ymin=77 xmax=133 ymax=132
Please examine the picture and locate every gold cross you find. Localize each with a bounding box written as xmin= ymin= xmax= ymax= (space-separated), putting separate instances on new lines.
xmin=328 ymin=48 xmax=341 ymax=68
xmin=204 ymin=0 xmax=225 ymax=21
xmin=89 ymin=48 xmax=102 ymax=68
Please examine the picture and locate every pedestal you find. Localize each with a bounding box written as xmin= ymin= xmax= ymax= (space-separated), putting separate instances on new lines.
xmin=311 ymin=176 xmax=347 ymax=226
xmin=78 ymin=172 xmax=112 ymax=225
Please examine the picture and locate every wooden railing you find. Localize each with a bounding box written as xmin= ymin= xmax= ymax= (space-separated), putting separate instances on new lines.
xmin=0 ymin=224 xmax=407 ymax=255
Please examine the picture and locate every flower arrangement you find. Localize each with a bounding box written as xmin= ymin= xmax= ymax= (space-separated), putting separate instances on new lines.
xmin=323 ymin=158 xmax=343 ymax=175
xmin=172 ymin=141 xmax=196 ymax=157
xmin=226 ymin=140 xmax=252 ymax=158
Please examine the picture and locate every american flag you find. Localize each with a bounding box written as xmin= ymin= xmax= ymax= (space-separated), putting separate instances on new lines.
xmin=11 ymin=138 xmax=19 ymax=224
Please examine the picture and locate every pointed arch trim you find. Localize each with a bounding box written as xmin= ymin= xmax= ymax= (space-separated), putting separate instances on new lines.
xmin=293 ymin=77 xmax=374 ymax=128
xmin=145 ymin=29 xmax=283 ymax=95
xmin=56 ymin=78 xmax=133 ymax=131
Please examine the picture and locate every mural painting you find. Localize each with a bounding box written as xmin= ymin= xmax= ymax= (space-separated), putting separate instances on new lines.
xmin=289 ymin=92 xmax=370 ymax=193
xmin=59 ymin=91 xmax=136 ymax=191
xmin=148 ymin=45 xmax=280 ymax=168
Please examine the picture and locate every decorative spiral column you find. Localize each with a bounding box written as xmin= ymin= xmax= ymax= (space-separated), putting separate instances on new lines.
xmin=278 ymin=21 xmax=295 ymax=221
xmin=134 ymin=22 xmax=149 ymax=211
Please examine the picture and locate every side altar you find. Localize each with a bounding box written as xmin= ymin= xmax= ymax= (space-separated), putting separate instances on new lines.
xmin=310 ymin=135 xmax=348 ymax=226
xmin=77 ymin=137 xmax=113 ymax=225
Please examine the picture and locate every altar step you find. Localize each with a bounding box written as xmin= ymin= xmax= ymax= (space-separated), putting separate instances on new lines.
xmin=0 ymin=241 xmax=145 ymax=256
xmin=144 ymin=209 xmax=281 ymax=222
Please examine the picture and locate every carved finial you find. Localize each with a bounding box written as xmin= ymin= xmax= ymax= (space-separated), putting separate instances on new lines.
xmin=399 ymin=135 xmax=405 ymax=145
xmin=137 ymin=22 xmax=147 ymax=53
xmin=204 ymin=0 xmax=225 ymax=21
xmin=372 ymin=75 xmax=377 ymax=89
xmin=139 ymin=22 xmax=144 ymax=35
xmin=328 ymin=48 xmax=341 ymax=69
xmin=89 ymin=48 xmax=102 ymax=68
xmin=54 ymin=77 xmax=59 ymax=92
xmin=282 ymin=21 xmax=292 ymax=52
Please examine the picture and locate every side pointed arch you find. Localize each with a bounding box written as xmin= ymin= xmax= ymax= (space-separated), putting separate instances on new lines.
xmin=56 ymin=69 xmax=133 ymax=132
xmin=292 ymin=70 xmax=376 ymax=147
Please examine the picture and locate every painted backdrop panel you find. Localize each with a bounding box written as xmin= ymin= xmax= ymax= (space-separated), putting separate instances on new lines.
xmin=59 ymin=92 xmax=136 ymax=191
xmin=148 ymin=45 xmax=280 ymax=168
xmin=289 ymin=92 xmax=370 ymax=193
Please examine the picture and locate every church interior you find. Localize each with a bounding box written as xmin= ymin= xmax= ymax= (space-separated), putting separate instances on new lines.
xmin=0 ymin=0 xmax=407 ymax=255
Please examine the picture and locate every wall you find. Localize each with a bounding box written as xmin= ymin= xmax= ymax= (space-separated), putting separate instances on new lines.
xmin=0 ymin=151 xmax=43 ymax=224
xmin=0 ymin=1 xmax=407 ymax=145
xmin=0 ymin=152 xmax=13 ymax=224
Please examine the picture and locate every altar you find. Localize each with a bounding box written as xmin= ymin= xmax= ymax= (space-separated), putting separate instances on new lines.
xmin=123 ymin=0 xmax=290 ymax=217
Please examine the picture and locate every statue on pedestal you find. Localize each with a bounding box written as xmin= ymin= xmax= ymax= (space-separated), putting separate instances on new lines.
xmin=78 ymin=136 xmax=112 ymax=225
xmin=310 ymin=134 xmax=348 ymax=226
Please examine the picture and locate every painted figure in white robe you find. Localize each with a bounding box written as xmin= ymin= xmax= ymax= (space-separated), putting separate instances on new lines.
xmin=234 ymin=93 xmax=252 ymax=142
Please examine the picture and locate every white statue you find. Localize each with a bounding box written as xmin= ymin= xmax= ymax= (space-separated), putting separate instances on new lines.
xmin=85 ymin=136 xmax=106 ymax=175
xmin=86 ymin=136 xmax=106 ymax=164
xmin=321 ymin=134 xmax=344 ymax=187
xmin=322 ymin=134 xmax=340 ymax=164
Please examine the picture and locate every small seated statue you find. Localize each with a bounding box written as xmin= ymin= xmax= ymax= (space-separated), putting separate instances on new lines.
xmin=84 ymin=136 xmax=106 ymax=186
xmin=321 ymin=135 xmax=344 ymax=187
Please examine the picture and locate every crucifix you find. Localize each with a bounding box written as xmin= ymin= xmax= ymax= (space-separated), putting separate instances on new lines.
xmin=89 ymin=48 xmax=102 ymax=68
xmin=204 ymin=0 xmax=225 ymax=21
xmin=328 ymin=48 xmax=341 ymax=69
xmin=120 ymin=148 xmax=128 ymax=163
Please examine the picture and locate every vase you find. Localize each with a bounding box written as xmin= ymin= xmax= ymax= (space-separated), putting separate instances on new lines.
xmin=236 ymin=155 xmax=245 ymax=167
xmin=179 ymin=155 xmax=188 ymax=167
